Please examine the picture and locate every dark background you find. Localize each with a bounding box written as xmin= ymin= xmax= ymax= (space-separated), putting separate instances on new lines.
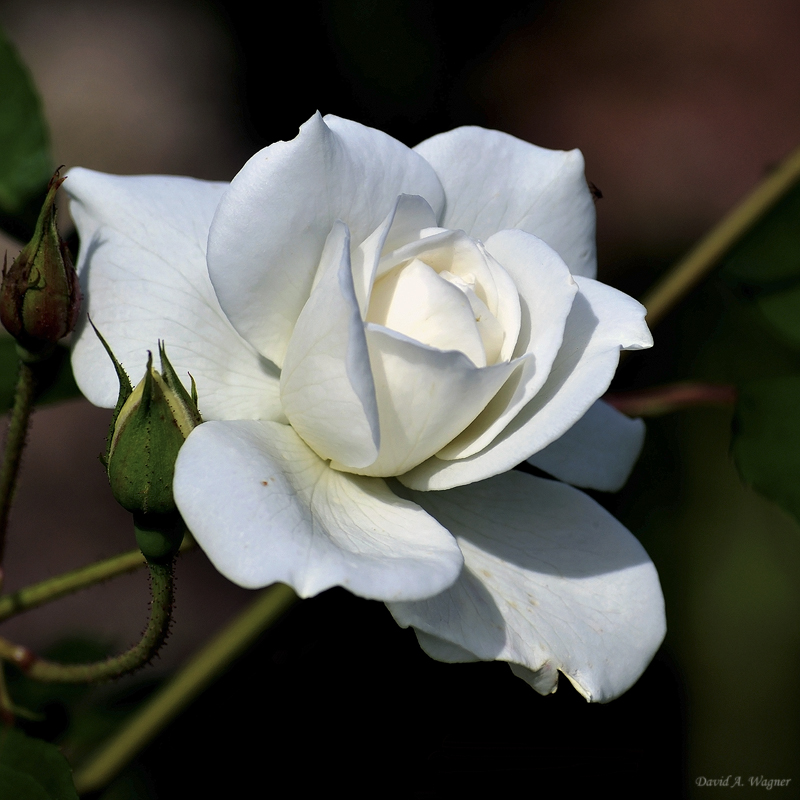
xmin=2 ymin=1 xmax=800 ymax=797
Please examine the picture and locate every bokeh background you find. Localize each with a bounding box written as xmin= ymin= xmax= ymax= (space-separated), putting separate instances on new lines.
xmin=1 ymin=0 xmax=800 ymax=796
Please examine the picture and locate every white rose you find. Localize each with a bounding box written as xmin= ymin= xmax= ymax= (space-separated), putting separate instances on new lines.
xmin=67 ymin=114 xmax=665 ymax=701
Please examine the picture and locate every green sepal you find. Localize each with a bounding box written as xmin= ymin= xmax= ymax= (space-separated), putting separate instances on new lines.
xmin=91 ymin=321 xmax=132 ymax=468
xmin=157 ymin=340 xmax=202 ymax=428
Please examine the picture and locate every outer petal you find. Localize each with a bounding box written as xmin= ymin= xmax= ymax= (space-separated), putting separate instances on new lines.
xmin=400 ymin=276 xmax=652 ymax=491
xmin=173 ymin=420 xmax=464 ymax=601
xmin=527 ymin=400 xmax=646 ymax=492
xmin=207 ymin=113 xmax=445 ymax=367
xmin=415 ymin=127 xmax=597 ymax=278
xmin=66 ymin=169 xmax=282 ymax=422
xmin=388 ymin=472 xmax=666 ymax=702
xmin=280 ymin=221 xmax=379 ymax=468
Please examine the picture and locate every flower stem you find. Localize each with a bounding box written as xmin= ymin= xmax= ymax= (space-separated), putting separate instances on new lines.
xmin=641 ymin=143 xmax=800 ymax=327
xmin=0 ymin=360 xmax=36 ymax=567
xmin=0 ymin=536 xmax=194 ymax=624
xmin=72 ymin=582 xmax=297 ymax=795
xmin=0 ymin=560 xmax=174 ymax=682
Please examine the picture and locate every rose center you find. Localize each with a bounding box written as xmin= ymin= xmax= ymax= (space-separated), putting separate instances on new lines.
xmin=366 ymin=256 xmax=505 ymax=368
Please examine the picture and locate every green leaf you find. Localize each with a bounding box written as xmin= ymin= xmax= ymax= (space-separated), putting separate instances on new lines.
xmin=0 ymin=727 xmax=78 ymax=799
xmin=0 ymin=26 xmax=52 ymax=216
xmin=756 ymin=283 xmax=800 ymax=347
xmin=732 ymin=376 xmax=800 ymax=524
xmin=721 ymin=181 xmax=800 ymax=288
xmin=0 ymin=339 xmax=80 ymax=413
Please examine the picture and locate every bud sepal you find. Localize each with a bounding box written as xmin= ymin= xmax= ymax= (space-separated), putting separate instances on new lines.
xmin=100 ymin=335 xmax=201 ymax=562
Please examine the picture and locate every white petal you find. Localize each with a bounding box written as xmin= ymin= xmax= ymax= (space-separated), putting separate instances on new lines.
xmin=333 ymin=326 xmax=516 ymax=477
xmin=400 ymin=276 xmax=652 ymax=491
xmin=207 ymin=113 xmax=445 ymax=367
xmin=351 ymin=194 xmax=439 ymax=316
xmin=280 ymin=222 xmax=379 ymax=468
xmin=388 ymin=472 xmax=666 ymax=702
xmin=415 ymin=127 xmax=597 ymax=278
xmin=367 ymin=258 xmax=487 ymax=367
xmin=527 ymin=400 xmax=646 ymax=492
xmin=415 ymin=630 xmax=480 ymax=663
xmin=66 ymin=168 xmax=283 ymax=422
xmin=369 ymin=228 xmax=522 ymax=367
xmin=435 ymin=229 xmax=577 ymax=460
xmin=174 ymin=420 xmax=463 ymax=601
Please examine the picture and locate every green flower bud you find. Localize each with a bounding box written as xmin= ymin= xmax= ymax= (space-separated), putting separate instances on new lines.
xmin=103 ymin=339 xmax=201 ymax=562
xmin=0 ymin=171 xmax=81 ymax=357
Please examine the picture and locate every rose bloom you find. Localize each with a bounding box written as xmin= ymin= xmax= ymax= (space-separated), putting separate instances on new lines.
xmin=67 ymin=114 xmax=665 ymax=701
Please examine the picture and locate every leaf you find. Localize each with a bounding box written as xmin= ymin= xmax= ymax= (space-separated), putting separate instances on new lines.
xmin=731 ymin=376 xmax=800 ymax=525
xmin=0 ymin=26 xmax=52 ymax=216
xmin=721 ymin=181 xmax=800 ymax=288
xmin=713 ymin=174 xmax=800 ymax=353
xmin=756 ymin=283 xmax=800 ymax=347
xmin=0 ymin=339 xmax=80 ymax=413
xmin=0 ymin=727 xmax=78 ymax=799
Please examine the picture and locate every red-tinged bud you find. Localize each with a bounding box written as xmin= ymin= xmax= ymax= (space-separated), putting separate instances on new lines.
xmin=0 ymin=171 xmax=81 ymax=358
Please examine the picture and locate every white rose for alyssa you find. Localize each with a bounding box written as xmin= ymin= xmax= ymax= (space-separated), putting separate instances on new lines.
xmin=67 ymin=114 xmax=665 ymax=702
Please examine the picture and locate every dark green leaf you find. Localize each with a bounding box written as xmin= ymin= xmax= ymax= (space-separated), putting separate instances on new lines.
xmin=0 ymin=727 xmax=78 ymax=799
xmin=33 ymin=344 xmax=81 ymax=406
xmin=0 ymin=765 xmax=52 ymax=800
xmin=756 ymin=283 xmax=800 ymax=347
xmin=732 ymin=376 xmax=800 ymax=524
xmin=721 ymin=181 xmax=800 ymax=288
xmin=718 ymin=173 xmax=800 ymax=360
xmin=0 ymin=27 xmax=52 ymax=216
xmin=0 ymin=339 xmax=80 ymax=413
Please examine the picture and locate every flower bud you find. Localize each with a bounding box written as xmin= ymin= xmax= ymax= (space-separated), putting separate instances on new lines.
xmin=105 ymin=341 xmax=201 ymax=561
xmin=0 ymin=171 xmax=81 ymax=357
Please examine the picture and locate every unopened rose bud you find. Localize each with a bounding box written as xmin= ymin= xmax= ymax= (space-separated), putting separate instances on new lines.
xmin=0 ymin=171 xmax=81 ymax=357
xmin=106 ymin=341 xmax=201 ymax=561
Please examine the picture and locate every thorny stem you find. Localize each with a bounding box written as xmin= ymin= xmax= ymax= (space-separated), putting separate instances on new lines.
xmin=641 ymin=143 xmax=800 ymax=327
xmin=73 ymin=583 xmax=298 ymax=795
xmin=0 ymin=536 xmax=194 ymax=624
xmin=0 ymin=360 xmax=35 ymax=567
xmin=0 ymin=561 xmax=174 ymax=683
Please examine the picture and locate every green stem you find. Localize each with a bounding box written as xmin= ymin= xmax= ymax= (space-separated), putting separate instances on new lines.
xmin=641 ymin=143 xmax=800 ymax=327
xmin=0 ymin=549 xmax=145 ymax=623
xmin=0 ymin=561 xmax=174 ymax=682
xmin=73 ymin=583 xmax=298 ymax=795
xmin=0 ymin=536 xmax=194 ymax=624
xmin=0 ymin=360 xmax=35 ymax=566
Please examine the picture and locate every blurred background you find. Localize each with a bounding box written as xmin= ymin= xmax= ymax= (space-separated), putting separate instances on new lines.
xmin=1 ymin=0 xmax=800 ymax=796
